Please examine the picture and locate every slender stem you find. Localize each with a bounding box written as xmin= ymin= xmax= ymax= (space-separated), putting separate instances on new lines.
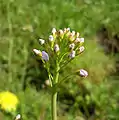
xmin=51 ymin=60 xmax=59 ymax=120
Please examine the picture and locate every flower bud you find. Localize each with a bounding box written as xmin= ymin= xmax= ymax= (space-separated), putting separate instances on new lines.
xmin=54 ymin=44 xmax=60 ymax=52
xmin=69 ymin=43 xmax=75 ymax=49
xmin=49 ymin=35 xmax=54 ymax=42
xmin=15 ymin=114 xmax=21 ymax=120
xmin=79 ymin=46 xmax=85 ymax=53
xmin=39 ymin=39 xmax=45 ymax=45
xmin=75 ymin=38 xmax=80 ymax=43
xmin=41 ymin=51 xmax=49 ymax=61
xmin=76 ymin=32 xmax=80 ymax=37
xmin=72 ymin=31 xmax=75 ymax=36
xmin=66 ymin=28 xmax=70 ymax=31
xmin=69 ymin=50 xmax=75 ymax=58
xmin=59 ymin=29 xmax=64 ymax=36
xmin=79 ymin=69 xmax=88 ymax=77
xmin=80 ymin=38 xmax=84 ymax=43
xmin=33 ymin=49 xmax=42 ymax=56
xmin=52 ymin=28 xmax=56 ymax=35
xmin=45 ymin=79 xmax=50 ymax=86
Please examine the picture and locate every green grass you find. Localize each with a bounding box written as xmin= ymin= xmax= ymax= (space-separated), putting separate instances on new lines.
xmin=0 ymin=0 xmax=119 ymax=119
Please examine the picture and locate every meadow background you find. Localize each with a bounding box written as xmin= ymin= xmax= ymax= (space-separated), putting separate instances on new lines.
xmin=0 ymin=0 xmax=119 ymax=119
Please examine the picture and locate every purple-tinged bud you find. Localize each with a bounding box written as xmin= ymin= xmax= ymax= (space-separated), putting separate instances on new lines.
xmin=33 ymin=49 xmax=42 ymax=56
xmin=49 ymin=35 xmax=54 ymax=42
xmin=69 ymin=43 xmax=75 ymax=49
xmin=69 ymin=50 xmax=75 ymax=58
xmin=79 ymin=46 xmax=85 ymax=53
xmin=54 ymin=44 xmax=60 ymax=52
xmin=41 ymin=51 xmax=49 ymax=61
xmin=79 ymin=69 xmax=88 ymax=77
xmin=39 ymin=39 xmax=45 ymax=45
xmin=52 ymin=28 xmax=56 ymax=34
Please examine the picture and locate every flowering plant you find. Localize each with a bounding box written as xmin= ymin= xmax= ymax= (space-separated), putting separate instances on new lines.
xmin=33 ymin=28 xmax=88 ymax=120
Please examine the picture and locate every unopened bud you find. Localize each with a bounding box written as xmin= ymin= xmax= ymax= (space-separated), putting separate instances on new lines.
xmin=59 ymin=29 xmax=64 ymax=36
xmin=80 ymin=38 xmax=84 ymax=43
xmin=76 ymin=32 xmax=80 ymax=37
xmin=39 ymin=39 xmax=45 ymax=45
xmin=15 ymin=114 xmax=21 ymax=120
xmin=72 ymin=31 xmax=75 ymax=36
xmin=54 ymin=44 xmax=60 ymax=52
xmin=66 ymin=28 xmax=70 ymax=31
xmin=79 ymin=69 xmax=88 ymax=77
xmin=52 ymin=28 xmax=56 ymax=34
xmin=49 ymin=35 xmax=54 ymax=42
xmin=45 ymin=79 xmax=50 ymax=86
xmin=33 ymin=49 xmax=42 ymax=56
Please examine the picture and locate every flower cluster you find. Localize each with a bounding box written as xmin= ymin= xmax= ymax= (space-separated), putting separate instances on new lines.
xmin=0 ymin=91 xmax=19 ymax=113
xmin=33 ymin=28 xmax=85 ymax=64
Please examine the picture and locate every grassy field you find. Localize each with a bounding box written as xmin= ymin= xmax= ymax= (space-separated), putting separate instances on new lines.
xmin=0 ymin=0 xmax=119 ymax=120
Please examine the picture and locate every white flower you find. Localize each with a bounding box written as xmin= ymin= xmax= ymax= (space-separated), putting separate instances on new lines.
xmin=52 ymin=28 xmax=56 ymax=34
xmin=33 ymin=49 xmax=42 ymax=56
xmin=49 ymin=35 xmax=54 ymax=42
xmin=59 ymin=29 xmax=64 ymax=35
xmin=69 ymin=50 xmax=75 ymax=58
xmin=15 ymin=114 xmax=21 ymax=120
xmin=75 ymin=38 xmax=80 ymax=43
xmin=79 ymin=69 xmax=88 ymax=77
xmin=75 ymin=37 xmax=84 ymax=43
xmin=72 ymin=31 xmax=75 ymax=36
xmin=79 ymin=46 xmax=85 ymax=53
xmin=39 ymin=39 xmax=45 ymax=45
xmin=80 ymin=38 xmax=84 ymax=43
xmin=54 ymin=44 xmax=60 ymax=52
xmin=69 ymin=43 xmax=75 ymax=49
xmin=66 ymin=28 xmax=70 ymax=31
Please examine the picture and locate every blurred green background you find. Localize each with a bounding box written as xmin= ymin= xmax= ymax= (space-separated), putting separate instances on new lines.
xmin=0 ymin=0 xmax=119 ymax=119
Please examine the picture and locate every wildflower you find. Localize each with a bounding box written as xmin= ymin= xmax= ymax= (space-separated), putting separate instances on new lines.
xmin=79 ymin=69 xmax=88 ymax=77
xmin=72 ymin=31 xmax=75 ymax=36
xmin=54 ymin=44 xmax=60 ymax=52
xmin=79 ymin=46 xmax=85 ymax=53
xmin=66 ymin=28 xmax=70 ymax=31
xmin=0 ymin=91 xmax=19 ymax=112
xmin=75 ymin=38 xmax=80 ymax=43
xmin=39 ymin=39 xmax=45 ymax=45
xmin=69 ymin=43 xmax=75 ymax=49
xmin=80 ymin=38 xmax=84 ymax=43
xmin=59 ymin=29 xmax=64 ymax=36
xmin=15 ymin=114 xmax=21 ymax=120
xmin=33 ymin=49 xmax=42 ymax=56
xmin=69 ymin=50 xmax=75 ymax=58
xmin=49 ymin=35 xmax=54 ymax=42
xmin=52 ymin=28 xmax=56 ymax=35
xmin=42 ymin=51 xmax=49 ymax=61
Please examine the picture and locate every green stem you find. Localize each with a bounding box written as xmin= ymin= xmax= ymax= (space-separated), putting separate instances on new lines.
xmin=51 ymin=61 xmax=59 ymax=120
